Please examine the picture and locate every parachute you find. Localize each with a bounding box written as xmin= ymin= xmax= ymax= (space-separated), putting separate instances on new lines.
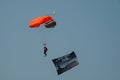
xmin=52 ymin=51 xmax=79 ymax=75
xmin=29 ymin=16 xmax=56 ymax=28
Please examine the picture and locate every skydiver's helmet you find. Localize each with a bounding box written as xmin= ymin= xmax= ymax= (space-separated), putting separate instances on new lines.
xmin=44 ymin=20 xmax=56 ymax=28
xmin=43 ymin=43 xmax=46 ymax=46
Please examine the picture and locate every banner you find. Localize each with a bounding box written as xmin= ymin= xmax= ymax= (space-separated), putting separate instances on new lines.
xmin=52 ymin=51 xmax=79 ymax=75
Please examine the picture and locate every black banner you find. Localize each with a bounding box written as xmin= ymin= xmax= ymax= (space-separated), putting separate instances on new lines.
xmin=52 ymin=51 xmax=79 ymax=75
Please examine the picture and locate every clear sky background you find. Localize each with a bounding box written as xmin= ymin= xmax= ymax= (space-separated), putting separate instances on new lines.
xmin=0 ymin=0 xmax=120 ymax=80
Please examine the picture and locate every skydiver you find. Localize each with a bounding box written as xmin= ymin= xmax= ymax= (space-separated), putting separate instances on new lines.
xmin=43 ymin=43 xmax=48 ymax=57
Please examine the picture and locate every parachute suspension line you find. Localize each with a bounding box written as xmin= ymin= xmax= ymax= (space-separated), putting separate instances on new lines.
xmin=38 ymin=27 xmax=46 ymax=47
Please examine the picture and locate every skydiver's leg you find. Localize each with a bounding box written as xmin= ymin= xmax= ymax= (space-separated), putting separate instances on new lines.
xmin=44 ymin=50 xmax=47 ymax=57
xmin=44 ymin=46 xmax=48 ymax=57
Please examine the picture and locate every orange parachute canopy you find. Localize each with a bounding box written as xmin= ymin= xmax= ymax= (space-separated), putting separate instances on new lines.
xmin=29 ymin=16 xmax=56 ymax=28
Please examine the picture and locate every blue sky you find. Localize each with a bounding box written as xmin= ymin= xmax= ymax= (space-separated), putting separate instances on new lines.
xmin=0 ymin=0 xmax=120 ymax=80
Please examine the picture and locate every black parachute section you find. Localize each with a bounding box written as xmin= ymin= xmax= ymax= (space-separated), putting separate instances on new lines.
xmin=52 ymin=51 xmax=79 ymax=75
xmin=44 ymin=20 xmax=56 ymax=28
